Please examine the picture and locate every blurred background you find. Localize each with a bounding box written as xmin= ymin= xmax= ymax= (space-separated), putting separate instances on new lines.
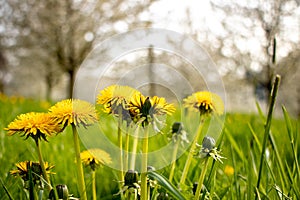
xmin=0 ymin=0 xmax=299 ymax=116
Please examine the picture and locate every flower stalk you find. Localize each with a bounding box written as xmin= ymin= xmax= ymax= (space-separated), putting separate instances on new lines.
xmin=92 ymin=170 xmax=97 ymax=200
xmin=35 ymin=140 xmax=51 ymax=189
xmin=72 ymin=124 xmax=87 ymax=200
xmin=169 ymin=138 xmax=181 ymax=182
xmin=130 ymin=126 xmax=140 ymax=170
xmin=118 ymin=107 xmax=124 ymax=182
xmin=194 ymin=157 xmax=209 ymax=200
xmin=124 ymin=127 xmax=130 ymax=172
xmin=141 ymin=126 xmax=149 ymax=200
xmin=179 ymin=120 xmax=204 ymax=187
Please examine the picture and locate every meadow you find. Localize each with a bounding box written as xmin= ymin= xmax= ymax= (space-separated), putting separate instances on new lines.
xmin=0 ymin=84 xmax=299 ymax=200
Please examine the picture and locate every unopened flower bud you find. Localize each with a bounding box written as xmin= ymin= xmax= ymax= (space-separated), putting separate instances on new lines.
xmin=202 ymin=136 xmax=215 ymax=151
xmin=171 ymin=122 xmax=183 ymax=134
xmin=147 ymin=166 xmax=155 ymax=172
xmin=124 ymin=170 xmax=139 ymax=188
xmin=49 ymin=184 xmax=69 ymax=200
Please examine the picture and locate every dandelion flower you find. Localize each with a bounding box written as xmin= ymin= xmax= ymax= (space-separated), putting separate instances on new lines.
xmin=183 ymin=91 xmax=224 ymax=116
xmin=49 ymin=99 xmax=98 ymax=128
xmin=5 ymin=112 xmax=61 ymax=142
xmin=97 ymin=85 xmax=140 ymax=115
xmin=49 ymin=99 xmax=97 ymax=200
xmin=129 ymin=93 xmax=175 ymax=126
xmin=80 ymin=149 xmax=112 ymax=171
xmin=224 ymin=165 xmax=234 ymax=176
xmin=10 ymin=161 xmax=54 ymax=182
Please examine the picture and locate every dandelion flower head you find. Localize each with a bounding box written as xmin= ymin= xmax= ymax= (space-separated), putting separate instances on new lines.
xmin=80 ymin=148 xmax=112 ymax=170
xmin=97 ymin=85 xmax=140 ymax=114
xmin=224 ymin=165 xmax=234 ymax=176
xmin=49 ymin=99 xmax=98 ymax=128
xmin=129 ymin=93 xmax=175 ymax=125
xmin=10 ymin=161 xmax=54 ymax=182
xmin=183 ymin=91 xmax=224 ymax=116
xmin=5 ymin=112 xmax=61 ymax=142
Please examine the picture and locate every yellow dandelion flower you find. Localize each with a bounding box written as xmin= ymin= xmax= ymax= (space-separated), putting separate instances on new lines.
xmin=183 ymin=91 xmax=224 ymax=115
xmin=129 ymin=93 xmax=175 ymax=126
xmin=224 ymin=165 xmax=234 ymax=176
xmin=5 ymin=112 xmax=61 ymax=142
xmin=151 ymin=96 xmax=176 ymax=115
xmin=97 ymin=85 xmax=140 ymax=114
xmin=80 ymin=149 xmax=112 ymax=170
xmin=10 ymin=161 xmax=55 ymax=182
xmin=49 ymin=99 xmax=98 ymax=128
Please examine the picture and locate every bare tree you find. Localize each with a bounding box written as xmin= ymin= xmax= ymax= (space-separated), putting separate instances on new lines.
xmin=197 ymin=0 xmax=299 ymax=103
xmin=2 ymin=0 xmax=157 ymax=98
xmin=0 ymin=49 xmax=7 ymax=93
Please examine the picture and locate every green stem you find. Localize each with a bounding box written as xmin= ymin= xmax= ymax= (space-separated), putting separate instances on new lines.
xmin=256 ymin=75 xmax=280 ymax=198
xmin=72 ymin=124 xmax=87 ymax=200
xmin=194 ymin=157 xmax=209 ymax=200
xmin=169 ymin=138 xmax=181 ymax=182
xmin=141 ymin=126 xmax=149 ymax=200
xmin=118 ymin=109 xmax=124 ymax=182
xmin=28 ymin=163 xmax=36 ymax=200
xmin=124 ymin=127 xmax=130 ymax=172
xmin=130 ymin=126 xmax=140 ymax=170
xmin=179 ymin=120 xmax=204 ymax=187
xmin=92 ymin=170 xmax=96 ymax=200
xmin=35 ymin=140 xmax=51 ymax=189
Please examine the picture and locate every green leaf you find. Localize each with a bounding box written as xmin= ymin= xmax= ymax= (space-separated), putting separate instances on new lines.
xmin=282 ymin=106 xmax=300 ymax=177
xmin=224 ymin=128 xmax=245 ymax=160
xmin=0 ymin=178 xmax=14 ymax=200
xmin=147 ymin=171 xmax=187 ymax=200
xmin=255 ymin=101 xmax=266 ymax=121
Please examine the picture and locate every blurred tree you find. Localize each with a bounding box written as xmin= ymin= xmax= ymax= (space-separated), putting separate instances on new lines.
xmin=0 ymin=49 xmax=7 ymax=93
xmin=1 ymin=0 xmax=156 ymax=99
xmin=190 ymin=0 xmax=299 ymax=103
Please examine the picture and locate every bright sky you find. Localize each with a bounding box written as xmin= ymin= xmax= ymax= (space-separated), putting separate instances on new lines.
xmin=143 ymin=0 xmax=300 ymax=74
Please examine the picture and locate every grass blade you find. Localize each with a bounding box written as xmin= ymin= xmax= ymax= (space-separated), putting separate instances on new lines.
xmin=255 ymin=101 xmax=266 ymax=121
xmin=0 ymin=178 xmax=14 ymax=200
xmin=224 ymin=128 xmax=244 ymax=160
xmin=147 ymin=170 xmax=186 ymax=200
xmin=230 ymin=145 xmax=240 ymax=198
xmin=284 ymin=161 xmax=300 ymax=198
xmin=282 ymin=106 xmax=300 ymax=177
xmin=256 ymin=75 xmax=280 ymax=197
xmin=248 ymin=123 xmax=262 ymax=152
xmin=206 ymin=128 xmax=225 ymax=188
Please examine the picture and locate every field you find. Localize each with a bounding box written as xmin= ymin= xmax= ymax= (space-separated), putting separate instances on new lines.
xmin=0 ymin=91 xmax=299 ymax=200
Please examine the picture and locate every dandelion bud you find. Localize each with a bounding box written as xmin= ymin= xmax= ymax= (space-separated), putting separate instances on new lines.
xmin=147 ymin=166 xmax=155 ymax=172
xmin=193 ymin=182 xmax=198 ymax=195
xmin=202 ymin=136 xmax=215 ymax=151
xmin=124 ymin=170 xmax=139 ymax=188
xmin=171 ymin=122 xmax=183 ymax=134
xmin=193 ymin=182 xmax=206 ymax=195
xmin=49 ymin=184 xmax=69 ymax=200
xmin=200 ymin=136 xmax=216 ymax=158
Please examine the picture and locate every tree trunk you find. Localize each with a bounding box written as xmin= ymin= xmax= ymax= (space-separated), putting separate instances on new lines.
xmin=0 ymin=82 xmax=4 ymax=93
xmin=68 ymin=69 xmax=76 ymax=98
xmin=45 ymin=73 xmax=53 ymax=101
xmin=148 ymin=45 xmax=155 ymax=96
xmin=264 ymin=37 xmax=276 ymax=105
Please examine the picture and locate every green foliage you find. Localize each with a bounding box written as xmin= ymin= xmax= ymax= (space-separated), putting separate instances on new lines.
xmin=0 ymin=95 xmax=299 ymax=199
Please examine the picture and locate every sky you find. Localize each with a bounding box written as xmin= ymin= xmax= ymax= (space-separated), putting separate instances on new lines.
xmin=141 ymin=0 xmax=300 ymax=73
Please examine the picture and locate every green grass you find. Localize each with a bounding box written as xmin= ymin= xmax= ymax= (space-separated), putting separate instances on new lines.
xmin=0 ymin=94 xmax=299 ymax=199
